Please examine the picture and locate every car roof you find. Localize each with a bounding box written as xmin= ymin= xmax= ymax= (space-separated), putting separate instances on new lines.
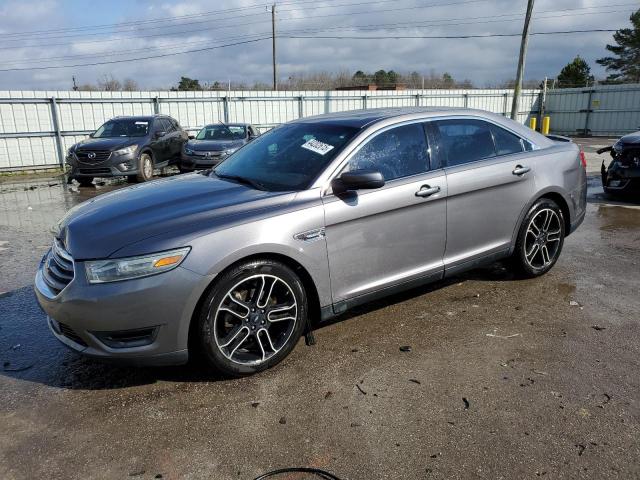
xmin=202 ymin=123 xmax=250 ymax=128
xmin=291 ymin=107 xmax=473 ymax=129
xmin=111 ymin=115 xmax=169 ymax=122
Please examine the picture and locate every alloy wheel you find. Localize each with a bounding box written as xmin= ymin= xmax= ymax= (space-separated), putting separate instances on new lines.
xmin=210 ymin=274 xmax=298 ymax=366
xmin=142 ymin=155 xmax=153 ymax=178
xmin=524 ymin=208 xmax=562 ymax=269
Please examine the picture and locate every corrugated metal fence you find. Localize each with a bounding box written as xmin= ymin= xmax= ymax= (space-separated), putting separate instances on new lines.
xmin=545 ymin=83 xmax=640 ymax=137
xmin=0 ymin=88 xmax=539 ymax=172
xmin=2 ymin=84 xmax=639 ymax=172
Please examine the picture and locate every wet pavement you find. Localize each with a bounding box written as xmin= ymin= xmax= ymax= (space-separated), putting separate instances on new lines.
xmin=1 ymin=171 xmax=639 ymax=479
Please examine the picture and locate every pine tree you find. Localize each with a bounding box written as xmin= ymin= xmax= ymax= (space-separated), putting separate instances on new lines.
xmin=596 ymin=9 xmax=640 ymax=83
xmin=557 ymin=56 xmax=594 ymax=88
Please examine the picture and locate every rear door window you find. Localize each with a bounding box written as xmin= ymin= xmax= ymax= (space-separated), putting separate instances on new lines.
xmin=345 ymin=123 xmax=430 ymax=181
xmin=491 ymin=124 xmax=525 ymax=155
xmin=434 ymin=119 xmax=496 ymax=167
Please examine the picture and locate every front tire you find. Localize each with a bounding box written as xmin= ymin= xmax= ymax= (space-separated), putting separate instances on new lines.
xmin=135 ymin=152 xmax=154 ymax=182
xmin=196 ymin=259 xmax=308 ymax=377
xmin=77 ymin=176 xmax=94 ymax=187
xmin=511 ymin=199 xmax=565 ymax=278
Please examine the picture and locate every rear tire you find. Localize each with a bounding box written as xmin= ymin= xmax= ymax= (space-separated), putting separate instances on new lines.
xmin=196 ymin=259 xmax=307 ymax=377
xmin=511 ymin=198 xmax=565 ymax=278
xmin=135 ymin=152 xmax=154 ymax=182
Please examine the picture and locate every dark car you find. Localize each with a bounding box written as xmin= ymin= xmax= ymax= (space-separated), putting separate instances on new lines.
xmin=66 ymin=115 xmax=189 ymax=185
xmin=599 ymin=130 xmax=640 ymax=197
xmin=180 ymin=123 xmax=259 ymax=172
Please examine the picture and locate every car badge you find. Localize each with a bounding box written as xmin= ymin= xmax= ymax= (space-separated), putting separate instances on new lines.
xmin=88 ymin=152 xmax=96 ymax=159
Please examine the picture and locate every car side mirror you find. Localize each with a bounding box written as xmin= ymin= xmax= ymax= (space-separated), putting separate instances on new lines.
xmin=332 ymin=169 xmax=385 ymax=194
xmin=188 ymin=135 xmax=195 ymax=140
xmin=155 ymin=131 xmax=166 ymax=138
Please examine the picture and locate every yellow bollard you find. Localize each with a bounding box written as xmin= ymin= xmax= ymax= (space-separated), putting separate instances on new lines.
xmin=529 ymin=117 xmax=537 ymax=131
xmin=542 ymin=116 xmax=550 ymax=135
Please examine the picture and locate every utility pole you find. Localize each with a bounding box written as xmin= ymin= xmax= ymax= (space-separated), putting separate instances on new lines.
xmin=72 ymin=76 xmax=78 ymax=91
xmin=271 ymin=4 xmax=277 ymax=91
xmin=510 ymin=0 xmax=535 ymax=120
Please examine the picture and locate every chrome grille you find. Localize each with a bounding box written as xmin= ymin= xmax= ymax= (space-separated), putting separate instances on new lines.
xmin=76 ymin=149 xmax=111 ymax=163
xmin=42 ymin=239 xmax=74 ymax=295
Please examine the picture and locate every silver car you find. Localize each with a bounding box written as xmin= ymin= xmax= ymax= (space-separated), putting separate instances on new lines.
xmin=35 ymin=108 xmax=587 ymax=376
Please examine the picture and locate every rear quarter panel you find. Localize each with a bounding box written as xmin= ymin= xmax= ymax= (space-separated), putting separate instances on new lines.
xmin=510 ymin=142 xmax=585 ymax=247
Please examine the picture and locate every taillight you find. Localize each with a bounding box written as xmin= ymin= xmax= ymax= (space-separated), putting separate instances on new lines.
xmin=579 ymin=150 xmax=587 ymax=169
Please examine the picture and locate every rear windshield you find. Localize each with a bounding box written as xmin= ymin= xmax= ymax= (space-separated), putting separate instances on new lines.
xmin=93 ymin=119 xmax=149 ymax=138
xmin=213 ymin=122 xmax=359 ymax=191
xmin=197 ymin=125 xmax=246 ymax=141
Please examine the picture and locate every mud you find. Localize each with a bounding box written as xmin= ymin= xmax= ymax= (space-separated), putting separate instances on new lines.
xmin=0 ymin=173 xmax=639 ymax=479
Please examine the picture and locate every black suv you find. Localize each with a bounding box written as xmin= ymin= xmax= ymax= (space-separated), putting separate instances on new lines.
xmin=66 ymin=115 xmax=189 ymax=184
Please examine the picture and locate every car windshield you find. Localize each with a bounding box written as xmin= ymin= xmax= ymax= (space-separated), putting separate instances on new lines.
xmin=92 ymin=119 xmax=150 ymax=138
xmin=197 ymin=125 xmax=246 ymax=141
xmin=213 ymin=122 xmax=359 ymax=191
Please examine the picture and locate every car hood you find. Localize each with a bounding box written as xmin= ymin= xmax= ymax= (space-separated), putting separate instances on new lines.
xmin=75 ymin=137 xmax=140 ymax=151
xmin=618 ymin=131 xmax=640 ymax=146
xmin=55 ymin=174 xmax=295 ymax=260
xmin=187 ymin=139 xmax=246 ymax=151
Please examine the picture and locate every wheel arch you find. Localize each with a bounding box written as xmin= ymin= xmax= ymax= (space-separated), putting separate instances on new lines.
xmin=187 ymin=251 xmax=322 ymax=357
xmin=509 ymin=188 xmax=572 ymax=254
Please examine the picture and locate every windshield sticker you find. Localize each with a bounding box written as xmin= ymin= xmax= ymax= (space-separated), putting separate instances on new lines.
xmin=301 ymin=139 xmax=334 ymax=156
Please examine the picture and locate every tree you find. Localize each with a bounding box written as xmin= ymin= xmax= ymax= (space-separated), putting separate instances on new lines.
xmin=556 ymin=56 xmax=594 ymax=87
xmin=441 ymin=72 xmax=455 ymax=88
xmin=596 ymin=9 xmax=640 ymax=83
xmin=176 ymin=76 xmax=202 ymax=91
xmin=373 ymin=70 xmax=389 ymax=86
xmin=122 ymin=78 xmax=139 ymax=91
xmin=98 ymin=74 xmax=121 ymax=91
xmin=352 ymin=70 xmax=369 ymax=84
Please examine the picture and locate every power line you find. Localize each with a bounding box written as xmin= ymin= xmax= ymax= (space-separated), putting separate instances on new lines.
xmin=0 ymin=29 xmax=618 ymax=73
xmin=282 ymin=29 xmax=618 ymax=39
xmin=0 ymin=6 xmax=630 ymax=67
xmin=0 ymin=37 xmax=272 ymax=72
xmin=0 ymin=0 xmax=327 ymax=38
xmin=0 ymin=0 xmax=488 ymax=44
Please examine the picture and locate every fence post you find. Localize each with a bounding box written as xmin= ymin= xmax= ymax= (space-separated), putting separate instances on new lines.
xmin=50 ymin=97 xmax=65 ymax=169
xmin=153 ymin=96 xmax=160 ymax=114
xmin=503 ymin=92 xmax=509 ymax=116
xmin=362 ymin=95 xmax=367 ymax=109
xmin=222 ymin=96 xmax=230 ymax=123
xmin=415 ymin=94 xmax=421 ymax=107
xmin=582 ymin=89 xmax=594 ymax=136
xmin=463 ymin=93 xmax=469 ymax=108
xmin=298 ymin=95 xmax=304 ymax=118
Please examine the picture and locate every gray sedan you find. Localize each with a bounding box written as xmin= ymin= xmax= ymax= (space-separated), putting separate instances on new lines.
xmin=179 ymin=123 xmax=259 ymax=172
xmin=35 ymin=107 xmax=587 ymax=376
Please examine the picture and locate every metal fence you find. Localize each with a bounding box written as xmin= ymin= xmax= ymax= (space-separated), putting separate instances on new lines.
xmin=545 ymin=83 xmax=640 ymax=137
xmin=0 ymin=89 xmax=540 ymax=172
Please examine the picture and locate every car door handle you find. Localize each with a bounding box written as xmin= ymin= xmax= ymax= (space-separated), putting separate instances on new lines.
xmin=512 ymin=165 xmax=531 ymax=176
xmin=415 ymin=185 xmax=441 ymax=197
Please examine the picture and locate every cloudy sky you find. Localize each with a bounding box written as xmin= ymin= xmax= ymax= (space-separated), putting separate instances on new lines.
xmin=0 ymin=0 xmax=635 ymax=90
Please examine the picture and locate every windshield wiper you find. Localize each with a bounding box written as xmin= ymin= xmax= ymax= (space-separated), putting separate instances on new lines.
xmin=214 ymin=172 xmax=266 ymax=191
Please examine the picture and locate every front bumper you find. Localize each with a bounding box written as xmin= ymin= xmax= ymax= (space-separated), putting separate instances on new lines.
xmin=34 ymin=257 xmax=213 ymax=366
xmin=180 ymin=152 xmax=226 ymax=170
xmin=66 ymin=152 xmax=139 ymax=177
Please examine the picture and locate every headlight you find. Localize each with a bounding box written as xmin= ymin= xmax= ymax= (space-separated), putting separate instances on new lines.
xmin=113 ymin=145 xmax=138 ymax=156
xmin=85 ymin=247 xmax=190 ymax=284
xmin=184 ymin=147 xmax=194 ymax=155
xmin=224 ymin=147 xmax=239 ymax=155
xmin=67 ymin=146 xmax=76 ymax=156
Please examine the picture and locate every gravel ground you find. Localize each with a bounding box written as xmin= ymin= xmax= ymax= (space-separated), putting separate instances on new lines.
xmin=0 ymin=166 xmax=639 ymax=480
